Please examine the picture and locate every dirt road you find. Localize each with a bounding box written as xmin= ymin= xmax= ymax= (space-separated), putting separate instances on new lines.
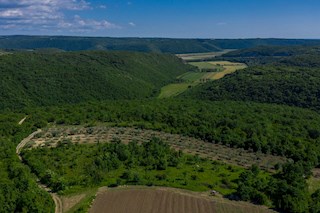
xmin=16 ymin=129 xmax=63 ymax=213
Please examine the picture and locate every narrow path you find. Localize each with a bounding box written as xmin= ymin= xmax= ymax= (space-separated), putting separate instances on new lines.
xmin=18 ymin=116 xmax=27 ymax=125
xmin=16 ymin=129 xmax=63 ymax=213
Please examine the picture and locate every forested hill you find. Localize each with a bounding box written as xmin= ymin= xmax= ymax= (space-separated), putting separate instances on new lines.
xmin=182 ymin=47 xmax=320 ymax=111
xmin=0 ymin=51 xmax=193 ymax=110
xmin=2 ymin=36 xmax=320 ymax=53
xmin=221 ymin=45 xmax=320 ymax=57
xmin=0 ymin=36 xmax=221 ymax=53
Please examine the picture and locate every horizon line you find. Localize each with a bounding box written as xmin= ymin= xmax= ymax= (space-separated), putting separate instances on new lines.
xmin=1 ymin=34 xmax=320 ymax=40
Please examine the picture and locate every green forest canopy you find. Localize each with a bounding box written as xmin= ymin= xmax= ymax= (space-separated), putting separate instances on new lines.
xmin=0 ymin=50 xmax=194 ymax=110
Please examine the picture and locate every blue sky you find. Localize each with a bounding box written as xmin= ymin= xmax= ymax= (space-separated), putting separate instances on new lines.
xmin=0 ymin=0 xmax=320 ymax=38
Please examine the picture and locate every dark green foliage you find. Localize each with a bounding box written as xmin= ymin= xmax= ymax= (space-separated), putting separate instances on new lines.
xmin=0 ymin=140 xmax=54 ymax=212
xmin=236 ymin=165 xmax=269 ymax=205
xmin=0 ymin=113 xmax=55 ymax=212
xmin=236 ymin=162 xmax=311 ymax=212
xmin=0 ymin=50 xmax=194 ymax=110
xmin=310 ymin=189 xmax=320 ymax=213
xmin=269 ymin=163 xmax=310 ymax=213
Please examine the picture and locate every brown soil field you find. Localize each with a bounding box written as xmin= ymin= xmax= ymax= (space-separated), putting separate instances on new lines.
xmin=27 ymin=126 xmax=286 ymax=171
xmin=90 ymin=187 xmax=275 ymax=213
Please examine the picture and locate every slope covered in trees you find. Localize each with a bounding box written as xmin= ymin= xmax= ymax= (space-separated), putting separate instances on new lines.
xmin=183 ymin=46 xmax=320 ymax=111
xmin=182 ymin=65 xmax=320 ymax=111
xmin=0 ymin=50 xmax=194 ymax=110
xmin=222 ymin=45 xmax=320 ymax=58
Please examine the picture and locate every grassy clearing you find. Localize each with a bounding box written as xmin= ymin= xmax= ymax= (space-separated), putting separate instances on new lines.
xmin=23 ymin=139 xmax=250 ymax=195
xmin=308 ymin=169 xmax=320 ymax=193
xmin=189 ymin=62 xmax=222 ymax=70
xmin=101 ymin=156 xmax=243 ymax=194
xmin=64 ymin=188 xmax=98 ymax=213
xmin=178 ymin=72 xmax=207 ymax=82
xmin=158 ymin=72 xmax=207 ymax=98
xmin=158 ymin=83 xmax=191 ymax=98
xmin=209 ymin=61 xmax=247 ymax=72
xmin=308 ymin=177 xmax=320 ymax=194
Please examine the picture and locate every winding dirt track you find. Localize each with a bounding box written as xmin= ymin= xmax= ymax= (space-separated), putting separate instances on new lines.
xmin=16 ymin=129 xmax=63 ymax=213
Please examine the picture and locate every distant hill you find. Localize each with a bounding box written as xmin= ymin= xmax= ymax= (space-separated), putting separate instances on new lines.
xmin=0 ymin=50 xmax=193 ymax=110
xmin=1 ymin=36 xmax=320 ymax=53
xmin=220 ymin=45 xmax=320 ymax=66
xmin=0 ymin=36 xmax=221 ymax=53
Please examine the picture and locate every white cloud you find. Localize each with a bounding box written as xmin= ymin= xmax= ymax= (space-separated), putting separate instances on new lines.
xmin=0 ymin=9 xmax=24 ymax=18
xmin=0 ymin=0 xmax=118 ymax=34
xmin=128 ymin=22 xmax=136 ymax=27
xmin=98 ymin=5 xmax=107 ymax=9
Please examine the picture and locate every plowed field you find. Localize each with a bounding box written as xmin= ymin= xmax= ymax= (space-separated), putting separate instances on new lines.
xmin=90 ymin=187 xmax=274 ymax=213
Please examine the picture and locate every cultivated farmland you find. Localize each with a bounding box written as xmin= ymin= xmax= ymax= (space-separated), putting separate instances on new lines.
xmin=176 ymin=50 xmax=234 ymax=61
xmin=158 ymin=60 xmax=247 ymax=98
xmin=90 ymin=187 xmax=275 ymax=213
xmin=208 ymin=61 xmax=247 ymax=80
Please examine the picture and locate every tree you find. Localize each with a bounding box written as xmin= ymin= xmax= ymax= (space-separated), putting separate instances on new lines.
xmin=310 ymin=189 xmax=320 ymax=213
